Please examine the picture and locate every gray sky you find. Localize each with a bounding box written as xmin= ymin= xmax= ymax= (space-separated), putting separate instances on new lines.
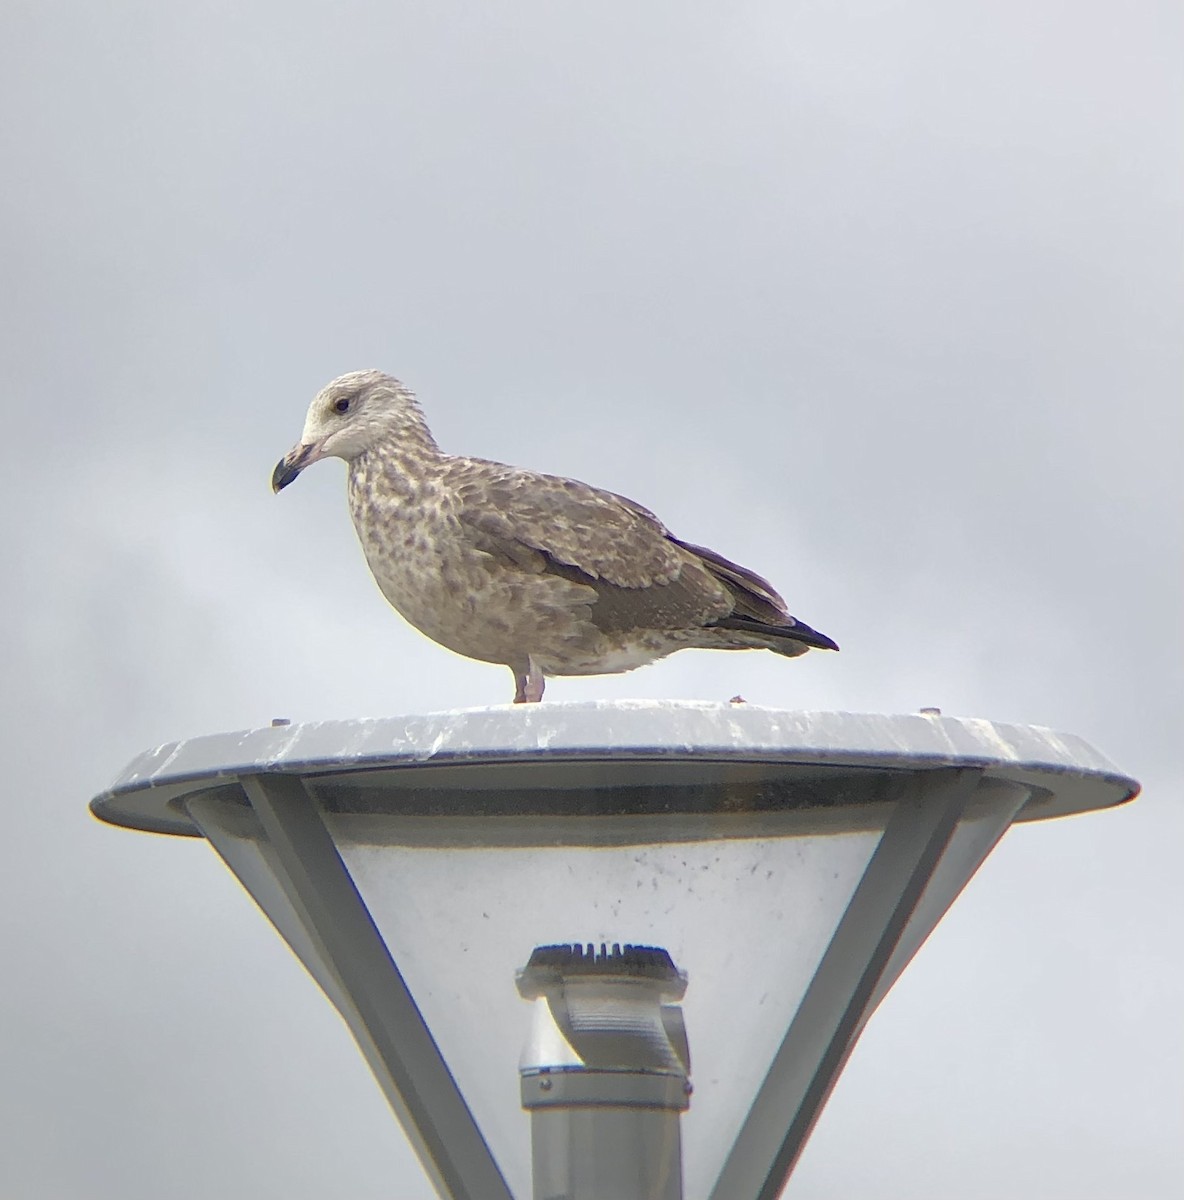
xmin=1 ymin=2 xmax=1181 ymax=1196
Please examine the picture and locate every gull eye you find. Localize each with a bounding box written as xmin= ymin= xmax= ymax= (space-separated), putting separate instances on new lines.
xmin=333 ymin=397 xmax=351 ymax=414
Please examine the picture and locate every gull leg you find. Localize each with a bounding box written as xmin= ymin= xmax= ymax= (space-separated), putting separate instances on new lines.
xmin=512 ymin=658 xmax=546 ymax=704
xmin=525 ymin=658 xmax=545 ymax=703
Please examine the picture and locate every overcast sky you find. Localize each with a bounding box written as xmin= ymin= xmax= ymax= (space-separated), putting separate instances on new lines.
xmin=1 ymin=2 xmax=1181 ymax=1197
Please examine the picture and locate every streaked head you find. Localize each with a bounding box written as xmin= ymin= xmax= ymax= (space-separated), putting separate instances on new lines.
xmin=272 ymin=370 xmax=429 ymax=492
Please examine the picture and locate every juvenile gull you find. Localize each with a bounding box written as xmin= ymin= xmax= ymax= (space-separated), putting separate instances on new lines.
xmin=272 ymin=370 xmax=838 ymax=703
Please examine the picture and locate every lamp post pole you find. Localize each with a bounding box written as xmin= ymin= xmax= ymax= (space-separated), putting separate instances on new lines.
xmin=518 ymin=942 xmax=691 ymax=1200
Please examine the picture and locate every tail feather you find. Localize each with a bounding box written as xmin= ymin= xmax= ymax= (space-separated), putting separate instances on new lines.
xmin=672 ymin=536 xmax=838 ymax=655
xmin=709 ymin=613 xmax=840 ymax=654
xmin=671 ymin=537 xmax=789 ymax=624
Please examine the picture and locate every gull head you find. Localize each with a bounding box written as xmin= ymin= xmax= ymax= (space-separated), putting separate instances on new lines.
xmin=272 ymin=370 xmax=427 ymax=492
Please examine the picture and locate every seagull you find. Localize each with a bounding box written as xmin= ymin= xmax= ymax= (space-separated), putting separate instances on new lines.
xmin=272 ymin=370 xmax=837 ymax=703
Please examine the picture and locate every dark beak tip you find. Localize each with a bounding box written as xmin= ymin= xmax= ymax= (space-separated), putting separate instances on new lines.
xmin=271 ymin=457 xmax=301 ymax=493
xmin=272 ymin=444 xmax=316 ymax=493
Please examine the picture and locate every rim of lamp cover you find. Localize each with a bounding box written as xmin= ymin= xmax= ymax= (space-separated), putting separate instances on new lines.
xmin=90 ymin=701 xmax=1139 ymax=839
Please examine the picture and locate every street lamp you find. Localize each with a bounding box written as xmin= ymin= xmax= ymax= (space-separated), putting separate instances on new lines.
xmin=90 ymin=701 xmax=1138 ymax=1200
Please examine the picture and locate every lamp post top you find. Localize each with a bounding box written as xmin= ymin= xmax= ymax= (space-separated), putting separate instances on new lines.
xmin=91 ymin=700 xmax=1137 ymax=838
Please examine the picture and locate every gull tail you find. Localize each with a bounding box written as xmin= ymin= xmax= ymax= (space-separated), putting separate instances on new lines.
xmin=709 ymin=613 xmax=840 ymax=655
xmin=672 ymin=536 xmax=839 ymax=656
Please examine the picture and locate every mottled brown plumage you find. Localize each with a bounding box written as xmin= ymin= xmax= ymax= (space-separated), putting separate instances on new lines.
xmin=272 ymin=370 xmax=837 ymax=702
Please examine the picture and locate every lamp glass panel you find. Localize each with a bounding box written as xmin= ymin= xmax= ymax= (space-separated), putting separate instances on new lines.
xmin=323 ymin=766 xmax=888 ymax=1200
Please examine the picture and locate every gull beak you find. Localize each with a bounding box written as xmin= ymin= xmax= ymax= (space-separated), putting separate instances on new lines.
xmin=272 ymin=442 xmax=322 ymax=493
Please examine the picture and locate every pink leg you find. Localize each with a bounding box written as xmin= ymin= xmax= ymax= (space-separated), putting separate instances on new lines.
xmin=512 ymin=658 xmax=546 ymax=704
